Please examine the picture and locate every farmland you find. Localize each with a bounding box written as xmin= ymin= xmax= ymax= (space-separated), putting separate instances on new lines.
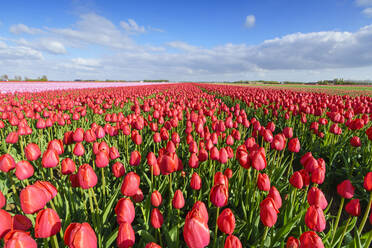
xmin=0 ymin=82 xmax=371 ymax=248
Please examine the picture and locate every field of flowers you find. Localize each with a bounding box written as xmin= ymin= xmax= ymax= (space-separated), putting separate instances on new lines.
xmin=0 ymin=83 xmax=371 ymax=248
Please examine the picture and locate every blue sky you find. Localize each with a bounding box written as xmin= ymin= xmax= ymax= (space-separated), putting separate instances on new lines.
xmin=1 ymin=0 xmax=372 ymax=81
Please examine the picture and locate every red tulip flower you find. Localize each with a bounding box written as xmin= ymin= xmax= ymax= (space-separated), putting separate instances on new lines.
xmin=41 ymin=149 xmax=59 ymax=168
xmin=25 ymin=143 xmax=41 ymax=161
xmin=61 ymin=158 xmax=76 ymax=175
xmin=34 ymin=208 xmax=61 ymax=238
xmin=257 ymin=173 xmax=271 ymax=191
xmin=117 ymin=222 xmax=135 ymax=248
xmin=172 ymin=189 xmax=185 ymax=209
xmin=0 ymin=154 xmax=16 ymax=172
xmin=0 ymin=209 xmax=12 ymax=239
xmin=115 ymin=198 xmax=135 ymax=224
xmin=121 ymin=172 xmax=140 ymax=197
xmin=95 ymin=151 xmax=109 ymax=168
xmin=286 ymin=236 xmax=299 ymax=248
xmin=3 ymin=230 xmax=37 ymax=248
xmin=129 ymin=151 xmax=141 ymax=166
xmin=210 ymin=184 xmax=229 ymax=207
xmin=217 ymin=208 xmax=235 ymax=235
xmin=20 ymin=185 xmax=48 ymax=214
xmin=112 ymin=162 xmax=125 ymax=178
xmin=15 ymin=161 xmax=34 ymax=180
xmin=183 ymin=208 xmax=210 ymax=248
xmin=299 ymin=231 xmax=324 ymax=248
xmin=345 ymin=199 xmax=361 ymax=217
xmin=307 ymin=187 xmax=328 ymax=210
xmin=337 ymin=180 xmax=354 ymax=199
xmin=77 ymin=164 xmax=98 ymax=189
xmin=151 ymin=208 xmax=164 ymax=229
xmin=260 ymin=197 xmax=279 ymax=227
xmin=224 ymin=235 xmax=242 ymax=248
xmin=191 ymin=172 xmax=202 ymax=190
xmin=305 ymin=205 xmax=326 ymax=232
xmin=0 ymin=190 xmax=6 ymax=209
xmin=364 ymin=172 xmax=372 ymax=191
xmin=151 ymin=190 xmax=163 ymax=207
xmin=64 ymin=222 xmax=97 ymax=248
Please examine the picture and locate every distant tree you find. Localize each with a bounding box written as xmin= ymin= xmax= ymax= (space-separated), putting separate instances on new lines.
xmin=1 ymin=74 xmax=8 ymax=81
xmin=41 ymin=75 xmax=48 ymax=81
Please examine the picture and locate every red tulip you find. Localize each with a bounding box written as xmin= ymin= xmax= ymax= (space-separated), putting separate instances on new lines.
xmin=112 ymin=162 xmax=125 ymax=178
xmin=364 ymin=172 xmax=372 ymax=191
xmin=121 ymin=172 xmax=140 ymax=196
xmin=19 ymin=185 xmax=48 ymax=214
xmin=34 ymin=208 xmax=61 ymax=238
xmin=268 ymin=186 xmax=282 ymax=209
xmin=286 ymin=236 xmax=299 ymax=248
xmin=15 ymin=161 xmax=34 ymax=180
xmin=0 ymin=154 xmax=16 ymax=172
xmin=73 ymin=142 xmax=85 ymax=156
xmin=191 ymin=172 xmax=202 ymax=190
xmin=6 ymin=131 xmax=19 ymax=144
xmin=0 ymin=209 xmax=12 ymax=239
xmin=64 ymin=222 xmax=97 ymax=248
xmin=3 ymin=230 xmax=37 ymax=248
xmin=299 ymin=231 xmax=324 ymax=248
xmin=117 ymin=222 xmax=135 ymax=248
xmin=133 ymin=188 xmax=144 ymax=203
xmin=158 ymin=152 xmax=177 ymax=175
xmin=210 ymin=184 xmax=228 ymax=207
xmin=288 ymin=138 xmax=300 ymax=153
xmin=33 ymin=181 xmax=58 ymax=202
xmin=224 ymin=235 xmax=242 ymax=248
xmin=217 ymin=208 xmax=235 ymax=235
xmin=337 ymin=180 xmax=354 ymax=199
xmin=41 ymin=149 xmax=59 ymax=168
xmin=145 ymin=242 xmax=161 ymax=248
xmin=151 ymin=208 xmax=164 ymax=229
xmin=47 ymin=139 xmax=64 ymax=155
xmin=305 ymin=205 xmax=326 ymax=232
xmin=129 ymin=150 xmax=141 ymax=166
xmin=109 ymin=146 xmax=120 ymax=160
xmin=345 ymin=199 xmax=361 ymax=216
xmin=77 ymin=164 xmax=98 ymax=189
xmin=61 ymin=158 xmax=76 ymax=175
xmin=11 ymin=214 xmax=32 ymax=231
xmin=183 ymin=208 xmax=210 ymax=248
xmin=115 ymin=198 xmax=135 ymax=224
xmin=290 ymin=171 xmax=303 ymax=189
xmin=260 ymin=197 xmax=279 ymax=227
xmin=219 ymin=147 xmax=228 ymax=164
xmin=73 ymin=128 xmax=85 ymax=143
xmin=307 ymin=187 xmax=328 ymax=210
xmin=172 ymin=189 xmax=185 ymax=209
xmin=283 ymin=127 xmax=293 ymax=139
xmin=250 ymin=147 xmax=267 ymax=171
xmin=257 ymin=173 xmax=270 ymax=191
xmin=189 ymin=153 xmax=199 ymax=169
xmin=151 ymin=190 xmax=163 ymax=207
xmin=25 ymin=143 xmax=41 ymax=161
xmin=224 ymin=168 xmax=233 ymax=179
xmin=350 ymin=136 xmax=361 ymax=147
xmin=95 ymin=151 xmax=109 ymax=168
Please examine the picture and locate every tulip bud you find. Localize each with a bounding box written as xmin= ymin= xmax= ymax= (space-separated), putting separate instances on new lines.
xmin=172 ymin=189 xmax=185 ymax=209
xmin=210 ymin=184 xmax=228 ymax=207
xmin=3 ymin=230 xmax=37 ymax=248
xmin=64 ymin=222 xmax=97 ymax=248
xmin=305 ymin=205 xmax=326 ymax=232
xmin=121 ymin=172 xmax=140 ymax=197
xmin=15 ymin=161 xmax=34 ymax=180
xmin=20 ymin=185 xmax=48 ymax=214
xmin=337 ymin=180 xmax=354 ymax=199
xmin=268 ymin=186 xmax=282 ymax=209
xmin=257 ymin=173 xmax=271 ymax=191
xmin=290 ymin=171 xmax=303 ymax=189
xmin=224 ymin=235 xmax=242 ymax=248
xmin=217 ymin=208 xmax=235 ymax=235
xmin=115 ymin=198 xmax=135 ymax=224
xmin=299 ymin=231 xmax=324 ymax=248
xmin=25 ymin=143 xmax=41 ymax=161
xmin=41 ymin=149 xmax=59 ymax=168
xmin=34 ymin=208 xmax=61 ymax=238
xmin=191 ymin=172 xmax=202 ymax=190
xmin=12 ymin=214 xmax=32 ymax=231
xmin=117 ymin=222 xmax=135 ymax=248
xmin=0 ymin=154 xmax=16 ymax=172
xmin=219 ymin=148 xmax=228 ymax=164
xmin=112 ymin=162 xmax=125 ymax=178
xmin=286 ymin=236 xmax=299 ymax=248
xmin=61 ymin=158 xmax=76 ymax=175
xmin=150 ymin=208 xmax=164 ymax=229
xmin=307 ymin=187 xmax=328 ymax=210
xmin=183 ymin=208 xmax=210 ymax=248
xmin=77 ymin=164 xmax=98 ymax=189
xmin=95 ymin=151 xmax=109 ymax=168
xmin=189 ymin=153 xmax=199 ymax=169
xmin=345 ymin=199 xmax=361 ymax=216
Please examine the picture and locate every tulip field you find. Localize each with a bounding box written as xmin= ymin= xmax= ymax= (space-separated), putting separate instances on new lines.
xmin=1 ymin=83 xmax=372 ymax=248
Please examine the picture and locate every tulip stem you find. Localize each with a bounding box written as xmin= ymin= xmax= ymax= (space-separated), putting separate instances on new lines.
xmin=337 ymin=216 xmax=351 ymax=248
xmin=101 ymin=168 xmax=106 ymax=203
xmin=8 ymin=172 xmax=21 ymax=212
xmin=90 ymin=188 xmax=99 ymax=212
xmin=331 ymin=197 xmax=344 ymax=245
xmin=214 ymin=207 xmax=220 ymax=248
xmin=358 ymin=191 xmax=372 ymax=234
xmin=158 ymin=228 xmax=163 ymax=247
xmin=50 ymin=235 xmax=59 ymax=248
xmin=50 ymin=167 xmax=54 ymax=180
xmin=261 ymin=226 xmax=269 ymax=247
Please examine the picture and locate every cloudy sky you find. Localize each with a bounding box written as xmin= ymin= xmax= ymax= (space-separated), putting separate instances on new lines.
xmin=1 ymin=0 xmax=372 ymax=82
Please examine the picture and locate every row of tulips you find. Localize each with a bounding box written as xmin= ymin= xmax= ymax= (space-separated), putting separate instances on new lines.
xmin=0 ymin=83 xmax=371 ymax=247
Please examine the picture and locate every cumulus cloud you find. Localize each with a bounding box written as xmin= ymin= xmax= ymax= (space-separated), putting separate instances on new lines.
xmin=245 ymin=15 xmax=255 ymax=28
xmin=362 ymin=7 xmax=372 ymax=17
xmin=10 ymin=24 xmax=43 ymax=35
xmin=120 ymin=19 xmax=146 ymax=33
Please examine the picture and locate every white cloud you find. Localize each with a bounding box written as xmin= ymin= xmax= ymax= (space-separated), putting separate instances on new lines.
xmin=167 ymin=41 xmax=200 ymax=52
xmin=71 ymin=58 xmax=101 ymax=68
xmin=362 ymin=7 xmax=372 ymax=17
xmin=120 ymin=19 xmax=146 ymax=33
xmin=39 ymin=40 xmax=66 ymax=54
xmin=356 ymin=0 xmax=372 ymax=6
xmin=245 ymin=15 xmax=255 ymax=28
xmin=10 ymin=24 xmax=43 ymax=35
